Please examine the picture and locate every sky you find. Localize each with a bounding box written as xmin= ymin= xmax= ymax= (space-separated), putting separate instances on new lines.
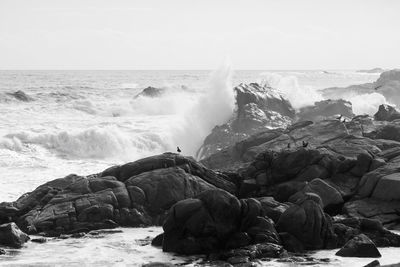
xmin=0 ymin=0 xmax=399 ymax=70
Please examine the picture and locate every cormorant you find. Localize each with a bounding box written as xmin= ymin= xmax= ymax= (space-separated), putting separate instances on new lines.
xmin=177 ymin=146 xmax=181 ymax=153
xmin=287 ymin=143 xmax=291 ymax=149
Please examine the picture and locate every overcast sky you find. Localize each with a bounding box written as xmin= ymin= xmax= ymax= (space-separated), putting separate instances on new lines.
xmin=0 ymin=0 xmax=399 ymax=70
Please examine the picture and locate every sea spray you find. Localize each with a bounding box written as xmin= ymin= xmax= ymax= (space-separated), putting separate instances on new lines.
xmin=259 ymin=72 xmax=323 ymax=109
xmin=170 ymin=63 xmax=235 ymax=157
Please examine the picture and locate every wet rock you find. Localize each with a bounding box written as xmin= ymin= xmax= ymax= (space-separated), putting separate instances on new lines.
xmin=276 ymin=193 xmax=337 ymax=250
xmin=142 ymin=262 xmax=175 ymax=267
xmin=336 ymin=234 xmax=381 ymax=258
xmin=363 ymin=260 xmax=380 ymax=267
xmin=31 ymin=237 xmax=47 ymax=243
xmin=151 ymin=233 xmax=163 ymax=247
xmin=0 ymin=222 xmax=29 ymax=248
xmin=374 ymin=104 xmax=400 ymax=122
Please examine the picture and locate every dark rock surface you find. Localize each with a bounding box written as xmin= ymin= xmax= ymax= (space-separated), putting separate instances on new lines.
xmin=374 ymin=104 xmax=400 ymax=122
xmin=336 ymin=234 xmax=381 ymax=258
xmin=0 ymin=153 xmax=235 ymax=235
xmin=0 ymin=222 xmax=29 ymax=248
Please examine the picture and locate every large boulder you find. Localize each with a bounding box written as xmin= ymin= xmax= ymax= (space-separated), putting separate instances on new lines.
xmin=134 ymin=86 xmax=165 ymax=98
xmin=0 ymin=222 xmax=29 ymax=248
xmin=336 ymin=234 xmax=381 ymax=258
xmin=162 ymin=189 xmax=282 ymax=255
xmin=374 ymin=104 xmax=400 ymax=122
xmin=276 ymin=193 xmax=337 ymax=250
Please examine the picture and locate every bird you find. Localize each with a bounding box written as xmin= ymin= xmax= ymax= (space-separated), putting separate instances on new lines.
xmin=302 ymin=141 xmax=309 ymax=148
xmin=335 ymin=114 xmax=342 ymax=121
xmin=287 ymin=143 xmax=291 ymax=149
xmin=177 ymin=146 xmax=181 ymax=153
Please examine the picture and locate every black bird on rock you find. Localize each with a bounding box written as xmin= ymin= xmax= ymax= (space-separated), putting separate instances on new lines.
xmin=302 ymin=141 xmax=309 ymax=148
xmin=177 ymin=146 xmax=181 ymax=153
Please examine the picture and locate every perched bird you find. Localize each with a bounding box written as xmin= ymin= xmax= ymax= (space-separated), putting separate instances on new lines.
xmin=177 ymin=146 xmax=181 ymax=153
xmin=287 ymin=143 xmax=291 ymax=149
xmin=302 ymin=141 xmax=309 ymax=148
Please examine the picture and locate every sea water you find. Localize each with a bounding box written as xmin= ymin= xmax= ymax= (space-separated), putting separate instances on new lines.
xmin=1 ymin=69 xmax=395 ymax=266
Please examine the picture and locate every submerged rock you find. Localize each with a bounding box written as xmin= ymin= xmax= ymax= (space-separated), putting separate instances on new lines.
xmin=336 ymin=234 xmax=381 ymax=258
xmin=134 ymin=86 xmax=165 ymax=98
xmin=6 ymin=90 xmax=34 ymax=102
xmin=0 ymin=222 xmax=29 ymax=248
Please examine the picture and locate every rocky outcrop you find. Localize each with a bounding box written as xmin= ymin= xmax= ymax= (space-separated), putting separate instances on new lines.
xmin=197 ymin=83 xmax=295 ymax=160
xmin=357 ymin=68 xmax=385 ymax=73
xmin=336 ymin=234 xmax=381 ymax=258
xmin=322 ymin=69 xmax=400 ymax=106
xmin=0 ymin=153 xmax=236 ymax=236
xmin=0 ymin=222 xmax=29 ymax=248
xmin=5 ymin=90 xmax=34 ymax=102
xmin=134 ymin=86 xmax=165 ymax=98
xmin=162 ymin=189 xmax=281 ymax=254
xmin=297 ymin=99 xmax=354 ymax=122
xmin=374 ymin=104 xmax=400 ymax=122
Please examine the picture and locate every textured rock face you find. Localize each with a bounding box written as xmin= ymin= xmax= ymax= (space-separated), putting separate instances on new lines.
xmin=162 ymin=189 xmax=281 ymax=255
xmin=0 ymin=153 xmax=235 ymax=235
xmin=336 ymin=234 xmax=381 ymax=258
xmin=276 ymin=193 xmax=336 ymax=250
xmin=297 ymin=99 xmax=354 ymax=122
xmin=374 ymin=104 xmax=400 ymax=122
xmin=0 ymin=222 xmax=29 ymax=248
xmin=197 ymin=82 xmax=294 ymax=160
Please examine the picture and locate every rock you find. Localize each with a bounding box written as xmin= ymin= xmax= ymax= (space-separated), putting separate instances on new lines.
xmin=6 ymin=90 xmax=34 ymax=102
xmin=336 ymin=234 xmax=381 ymax=258
xmin=0 ymin=222 xmax=29 ymax=248
xmin=0 ymin=248 xmax=5 ymax=255
xmin=279 ymin=232 xmax=305 ymax=253
xmin=288 ymin=178 xmax=343 ymax=211
xmin=151 ymin=233 xmax=163 ymax=247
xmin=357 ymin=68 xmax=385 ymax=73
xmin=276 ymin=193 xmax=336 ymax=250
xmin=31 ymin=237 xmax=47 ymax=243
xmin=375 ymin=125 xmax=400 ymax=142
xmin=374 ymin=104 xmax=400 ymax=122
xmin=297 ymin=99 xmax=354 ymax=122
xmin=142 ymin=262 xmax=175 ymax=267
xmin=372 ymin=173 xmax=400 ymax=201
xmin=134 ymin=86 xmax=165 ymax=98
xmin=363 ymin=260 xmax=380 ymax=267
xmin=197 ymin=82 xmax=294 ymax=160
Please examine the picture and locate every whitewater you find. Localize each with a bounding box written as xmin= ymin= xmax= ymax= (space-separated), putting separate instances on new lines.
xmin=2 ymin=69 xmax=397 ymax=266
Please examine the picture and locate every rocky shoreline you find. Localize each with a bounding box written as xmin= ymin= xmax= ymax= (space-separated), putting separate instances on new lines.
xmin=2 ymin=70 xmax=400 ymax=266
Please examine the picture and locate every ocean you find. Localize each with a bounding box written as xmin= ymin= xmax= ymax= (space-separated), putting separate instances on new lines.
xmin=1 ymin=69 xmax=394 ymax=266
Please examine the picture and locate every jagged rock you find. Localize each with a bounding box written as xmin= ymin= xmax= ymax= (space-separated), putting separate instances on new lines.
xmin=297 ymin=99 xmax=354 ymax=122
xmin=276 ymin=193 xmax=337 ymax=250
xmin=363 ymin=260 xmax=380 ymax=267
xmin=0 ymin=153 xmax=235 ymax=235
xmin=197 ymin=82 xmax=294 ymax=160
xmin=0 ymin=222 xmax=29 ymax=248
xmin=374 ymin=104 xmax=400 ymax=122
xmin=335 ymin=234 xmax=381 ymax=258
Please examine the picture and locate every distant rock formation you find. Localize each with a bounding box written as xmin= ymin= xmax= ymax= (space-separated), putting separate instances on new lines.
xmin=134 ymin=86 xmax=165 ymax=98
xmin=357 ymin=68 xmax=385 ymax=73
xmin=297 ymin=99 xmax=354 ymax=122
xmin=322 ymin=69 xmax=400 ymax=106
xmin=5 ymin=90 xmax=34 ymax=102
